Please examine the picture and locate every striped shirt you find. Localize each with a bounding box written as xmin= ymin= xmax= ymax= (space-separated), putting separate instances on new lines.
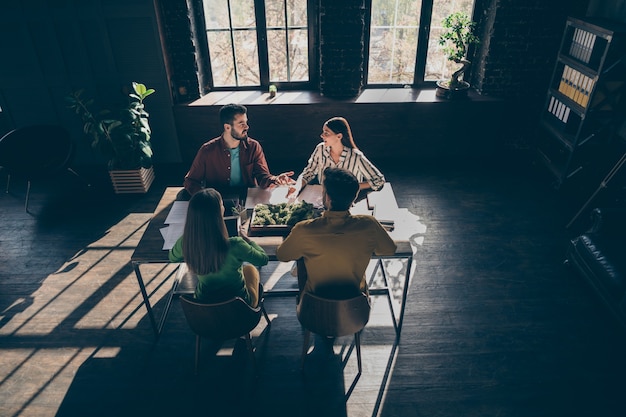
xmin=299 ymin=143 xmax=385 ymax=191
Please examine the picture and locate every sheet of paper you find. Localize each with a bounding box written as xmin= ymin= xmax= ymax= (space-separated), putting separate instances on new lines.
xmin=161 ymin=223 xmax=185 ymax=250
xmin=350 ymin=199 xmax=372 ymax=216
xmin=164 ymin=201 xmax=188 ymax=224
xmin=245 ymin=186 xmax=295 ymax=208
xmin=297 ymin=184 xmax=323 ymax=208
xmin=245 ymin=184 xmax=323 ymax=208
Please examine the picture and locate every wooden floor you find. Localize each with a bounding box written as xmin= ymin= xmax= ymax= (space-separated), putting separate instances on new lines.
xmin=1 ymin=158 xmax=625 ymax=417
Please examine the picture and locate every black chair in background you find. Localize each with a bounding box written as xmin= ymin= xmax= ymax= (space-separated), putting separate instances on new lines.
xmin=0 ymin=124 xmax=85 ymax=212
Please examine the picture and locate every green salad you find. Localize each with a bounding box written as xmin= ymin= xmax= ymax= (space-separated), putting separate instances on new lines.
xmin=252 ymin=201 xmax=317 ymax=226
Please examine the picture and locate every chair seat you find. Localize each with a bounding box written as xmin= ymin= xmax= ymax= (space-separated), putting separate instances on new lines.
xmin=178 ymin=283 xmax=271 ymax=374
xmin=296 ymin=291 xmax=371 ymax=337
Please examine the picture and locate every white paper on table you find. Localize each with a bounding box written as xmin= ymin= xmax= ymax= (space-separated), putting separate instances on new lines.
xmin=350 ymin=199 xmax=372 ymax=216
xmin=164 ymin=201 xmax=188 ymax=224
xmin=161 ymin=223 xmax=185 ymax=250
xmin=244 ymin=186 xmax=295 ymax=208
xmin=296 ymin=184 xmax=323 ymax=208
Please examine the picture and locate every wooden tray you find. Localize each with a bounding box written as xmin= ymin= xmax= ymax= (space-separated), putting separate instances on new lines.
xmin=248 ymin=209 xmax=293 ymax=237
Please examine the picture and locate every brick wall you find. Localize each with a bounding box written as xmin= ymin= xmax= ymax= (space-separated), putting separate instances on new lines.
xmin=319 ymin=0 xmax=366 ymax=98
xmin=156 ymin=0 xmax=200 ymax=103
xmin=472 ymin=0 xmax=588 ymax=101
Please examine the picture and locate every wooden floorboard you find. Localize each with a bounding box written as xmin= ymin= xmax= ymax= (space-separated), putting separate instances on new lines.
xmin=1 ymin=160 xmax=625 ymax=417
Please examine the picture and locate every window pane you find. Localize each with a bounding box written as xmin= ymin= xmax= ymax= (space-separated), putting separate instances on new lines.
xmin=230 ymin=0 xmax=257 ymax=28
xmin=233 ymin=30 xmax=260 ymax=86
xmin=289 ymin=28 xmax=308 ymax=81
xmin=391 ymin=28 xmax=418 ymax=84
xmin=425 ymin=0 xmax=475 ymax=81
xmin=368 ymin=0 xmax=421 ymax=85
xmin=203 ymin=0 xmax=229 ymax=29
xmin=288 ymin=0 xmax=307 ymax=26
xmin=395 ymin=0 xmax=422 ymax=26
xmin=268 ymin=30 xmax=288 ymax=81
xmin=368 ymin=27 xmax=393 ymax=83
xmin=207 ymin=31 xmax=236 ymax=86
xmin=266 ymin=0 xmax=308 ymax=83
xmin=266 ymin=0 xmax=285 ymax=27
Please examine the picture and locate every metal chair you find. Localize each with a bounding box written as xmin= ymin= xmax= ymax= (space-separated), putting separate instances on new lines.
xmin=296 ymin=290 xmax=371 ymax=374
xmin=179 ymin=284 xmax=271 ymax=375
xmin=295 ymin=257 xmax=371 ymax=374
xmin=0 ymin=124 xmax=83 ymax=212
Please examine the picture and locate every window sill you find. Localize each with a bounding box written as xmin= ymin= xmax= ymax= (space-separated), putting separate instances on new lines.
xmin=185 ymin=88 xmax=498 ymax=107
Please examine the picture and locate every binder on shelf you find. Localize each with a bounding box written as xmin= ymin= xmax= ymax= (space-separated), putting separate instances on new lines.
xmin=583 ymin=31 xmax=596 ymax=63
xmin=580 ymin=77 xmax=593 ymax=108
xmin=572 ymin=69 xmax=582 ymax=104
xmin=569 ymin=28 xmax=580 ymax=60
xmin=558 ymin=66 xmax=568 ymax=95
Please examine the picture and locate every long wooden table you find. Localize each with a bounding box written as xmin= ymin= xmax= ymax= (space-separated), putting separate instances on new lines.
xmin=131 ymin=185 xmax=416 ymax=340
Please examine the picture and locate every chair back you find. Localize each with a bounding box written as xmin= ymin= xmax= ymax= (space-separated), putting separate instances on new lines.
xmin=179 ymin=295 xmax=263 ymax=341
xmin=296 ymin=290 xmax=371 ymax=338
xmin=0 ymin=125 xmax=74 ymax=177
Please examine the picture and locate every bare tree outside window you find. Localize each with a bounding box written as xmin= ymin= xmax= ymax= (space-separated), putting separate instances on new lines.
xmin=368 ymin=0 xmax=421 ymax=84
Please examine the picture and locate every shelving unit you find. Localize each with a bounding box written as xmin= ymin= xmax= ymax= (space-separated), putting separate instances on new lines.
xmin=537 ymin=16 xmax=626 ymax=188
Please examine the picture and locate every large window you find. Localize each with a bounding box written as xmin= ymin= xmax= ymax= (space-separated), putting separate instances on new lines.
xmin=202 ymin=0 xmax=313 ymax=89
xmin=367 ymin=0 xmax=475 ymax=86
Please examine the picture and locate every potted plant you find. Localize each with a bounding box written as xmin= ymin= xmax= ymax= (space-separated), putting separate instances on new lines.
xmin=67 ymin=82 xmax=156 ymax=193
xmin=435 ymin=11 xmax=480 ymax=99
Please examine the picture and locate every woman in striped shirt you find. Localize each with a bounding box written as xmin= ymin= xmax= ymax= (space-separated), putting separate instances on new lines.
xmin=292 ymin=117 xmax=385 ymax=194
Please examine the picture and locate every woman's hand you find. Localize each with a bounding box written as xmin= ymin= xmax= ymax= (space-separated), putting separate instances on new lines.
xmin=274 ymin=171 xmax=296 ymax=186
xmin=239 ymin=225 xmax=251 ymax=243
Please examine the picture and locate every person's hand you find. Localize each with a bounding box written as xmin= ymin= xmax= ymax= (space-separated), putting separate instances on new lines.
xmin=274 ymin=171 xmax=296 ymax=186
xmin=239 ymin=225 xmax=251 ymax=242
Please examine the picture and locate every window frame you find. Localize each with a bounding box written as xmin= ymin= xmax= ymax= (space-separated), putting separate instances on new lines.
xmin=196 ymin=0 xmax=319 ymax=92
xmin=364 ymin=0 xmax=476 ymax=88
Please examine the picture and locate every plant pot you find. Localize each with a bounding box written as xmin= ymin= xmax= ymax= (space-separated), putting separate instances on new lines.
xmin=436 ymin=80 xmax=470 ymax=99
xmin=109 ymin=166 xmax=155 ymax=194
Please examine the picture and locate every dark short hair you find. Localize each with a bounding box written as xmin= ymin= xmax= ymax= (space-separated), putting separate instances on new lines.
xmin=220 ymin=103 xmax=247 ymax=125
xmin=323 ymin=167 xmax=359 ymax=211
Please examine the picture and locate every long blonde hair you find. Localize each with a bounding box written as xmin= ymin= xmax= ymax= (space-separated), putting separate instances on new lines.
xmin=182 ymin=188 xmax=229 ymax=274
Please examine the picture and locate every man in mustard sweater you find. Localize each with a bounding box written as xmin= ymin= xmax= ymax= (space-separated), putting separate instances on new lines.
xmin=276 ymin=167 xmax=396 ymax=297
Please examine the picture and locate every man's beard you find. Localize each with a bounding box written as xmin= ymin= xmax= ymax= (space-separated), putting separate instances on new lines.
xmin=232 ymin=130 xmax=248 ymax=141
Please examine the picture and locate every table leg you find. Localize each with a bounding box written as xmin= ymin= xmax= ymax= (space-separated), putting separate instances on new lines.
xmin=132 ymin=261 xmax=158 ymax=337
xmin=368 ymin=255 xmax=413 ymax=341
xmin=396 ymin=256 xmax=412 ymax=342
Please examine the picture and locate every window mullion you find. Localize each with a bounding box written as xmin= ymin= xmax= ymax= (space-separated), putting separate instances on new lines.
xmin=255 ymin=0 xmax=270 ymax=86
xmin=283 ymin=0 xmax=291 ymax=82
xmin=226 ymin=0 xmax=240 ymax=86
xmin=414 ymin=0 xmax=434 ymax=85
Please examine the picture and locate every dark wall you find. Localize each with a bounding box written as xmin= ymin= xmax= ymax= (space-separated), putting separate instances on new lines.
xmin=174 ymin=94 xmax=506 ymax=172
xmin=0 ymin=0 xmax=179 ymax=166
xmin=587 ymin=0 xmax=626 ymax=22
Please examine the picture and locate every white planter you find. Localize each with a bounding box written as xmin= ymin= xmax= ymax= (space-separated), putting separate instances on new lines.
xmin=109 ymin=166 xmax=155 ymax=194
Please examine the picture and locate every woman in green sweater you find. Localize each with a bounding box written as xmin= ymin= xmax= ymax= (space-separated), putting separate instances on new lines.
xmin=169 ymin=188 xmax=268 ymax=307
